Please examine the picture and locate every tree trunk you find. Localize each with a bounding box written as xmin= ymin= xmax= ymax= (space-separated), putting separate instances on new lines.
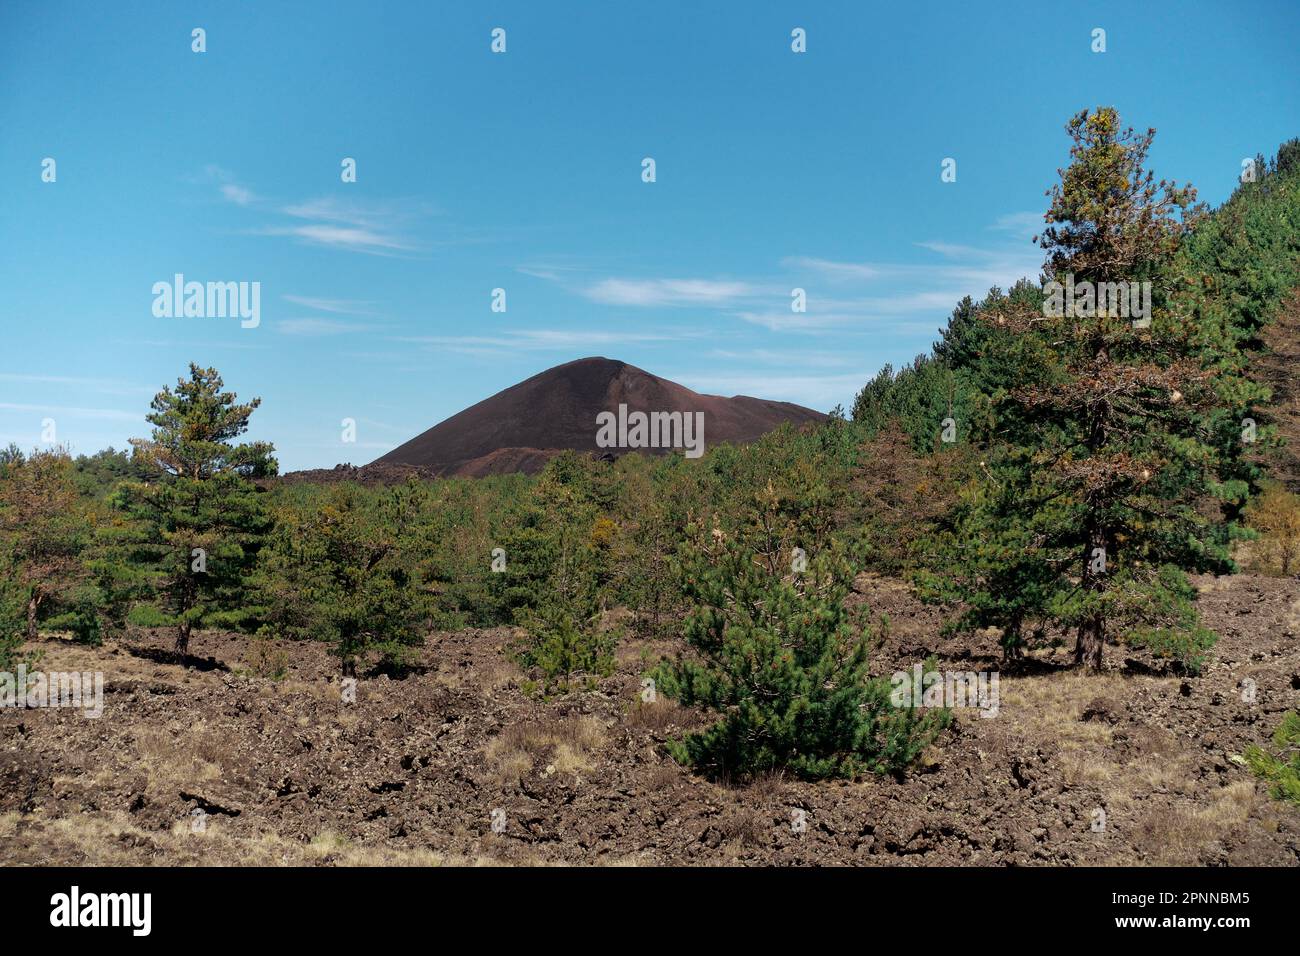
xmin=26 ymin=592 xmax=40 ymax=642
xmin=175 ymin=620 xmax=191 ymax=662
xmin=1002 ymin=620 xmax=1024 ymax=661
xmin=1075 ymin=343 xmax=1110 ymax=671
xmin=1075 ymin=611 xmax=1104 ymax=670
xmin=1074 ymin=518 xmax=1107 ymax=671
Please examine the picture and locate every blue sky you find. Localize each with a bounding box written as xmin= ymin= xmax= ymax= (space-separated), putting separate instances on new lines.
xmin=1 ymin=1 xmax=1297 ymax=470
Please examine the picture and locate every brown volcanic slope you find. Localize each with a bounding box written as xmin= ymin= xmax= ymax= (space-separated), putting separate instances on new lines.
xmin=372 ymin=357 xmax=827 ymax=477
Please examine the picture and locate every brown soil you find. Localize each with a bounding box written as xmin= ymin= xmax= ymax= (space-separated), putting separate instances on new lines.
xmin=2 ymin=573 xmax=1298 ymax=867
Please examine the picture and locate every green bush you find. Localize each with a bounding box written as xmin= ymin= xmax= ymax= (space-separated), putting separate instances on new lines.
xmin=1114 ymin=566 xmax=1218 ymax=674
xmin=253 ymin=479 xmax=433 ymax=676
xmin=1245 ymin=712 xmax=1300 ymax=807
xmin=513 ymin=597 xmax=616 ymax=692
xmin=0 ymin=579 xmax=28 ymax=671
xmin=653 ymin=505 xmax=950 ymax=782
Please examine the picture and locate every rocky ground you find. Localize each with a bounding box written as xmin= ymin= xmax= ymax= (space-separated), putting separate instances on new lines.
xmin=2 ymin=572 xmax=1298 ymax=866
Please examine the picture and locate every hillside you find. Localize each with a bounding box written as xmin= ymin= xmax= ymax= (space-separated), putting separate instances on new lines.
xmin=371 ymin=357 xmax=827 ymax=477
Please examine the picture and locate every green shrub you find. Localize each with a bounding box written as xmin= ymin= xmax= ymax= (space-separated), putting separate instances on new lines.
xmin=497 ymin=454 xmax=619 ymax=690
xmin=1116 ymin=566 xmax=1218 ymax=674
xmin=1245 ymin=712 xmax=1300 ymax=807
xmin=244 ymin=637 xmax=290 ymax=681
xmin=653 ymin=506 xmax=950 ymax=782
xmin=513 ymin=598 xmax=616 ymax=692
xmin=0 ymin=579 xmax=28 ymax=671
xmin=253 ymin=479 xmax=433 ymax=676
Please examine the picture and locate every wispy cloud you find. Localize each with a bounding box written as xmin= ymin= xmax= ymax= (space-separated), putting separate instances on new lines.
xmin=787 ymin=244 xmax=1040 ymax=292
xmin=282 ymin=196 xmax=437 ymax=228
xmin=220 ymin=183 xmax=256 ymax=206
xmin=198 ymin=170 xmax=436 ymax=256
xmin=516 ymin=265 xmax=565 ymax=281
xmin=277 ymin=317 xmax=372 ymax=336
xmin=528 ymin=215 xmax=1043 ymax=337
xmin=282 ymin=295 xmax=376 ymax=315
xmin=256 ymin=222 xmax=417 ymax=256
xmin=990 ymin=210 xmax=1045 ymax=240
xmin=257 ymin=196 xmax=433 ymax=255
xmin=581 ymin=277 xmax=762 ymax=307
xmin=781 ymin=257 xmax=882 ymax=282
xmin=394 ymin=327 xmax=700 ymax=357
xmin=755 ymin=229 xmax=1042 ymax=332
xmin=0 ymin=402 xmax=140 ymax=422
xmin=0 ymin=373 xmax=155 ymax=397
xmin=202 ymin=165 xmax=258 ymax=206
xmin=515 ymin=256 xmax=608 ymax=284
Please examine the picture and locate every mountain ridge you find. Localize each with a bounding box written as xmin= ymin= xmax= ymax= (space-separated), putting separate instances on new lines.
xmin=367 ymin=356 xmax=827 ymax=477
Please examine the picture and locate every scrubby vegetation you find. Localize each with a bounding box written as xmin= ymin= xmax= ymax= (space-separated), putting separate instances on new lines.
xmin=3 ymin=110 xmax=1299 ymax=787
xmin=1244 ymin=483 xmax=1300 ymax=575
xmin=652 ymin=494 xmax=950 ymax=781
xmin=1245 ymin=712 xmax=1300 ymax=807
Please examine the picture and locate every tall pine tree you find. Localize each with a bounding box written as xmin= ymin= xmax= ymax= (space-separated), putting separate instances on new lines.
xmin=118 ymin=365 xmax=275 ymax=661
xmin=970 ymin=108 xmax=1233 ymax=670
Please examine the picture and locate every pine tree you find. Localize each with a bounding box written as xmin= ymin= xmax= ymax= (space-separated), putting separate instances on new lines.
xmin=848 ymin=418 xmax=968 ymax=574
xmin=973 ymin=108 xmax=1230 ymax=670
xmin=118 ymin=364 xmax=275 ymax=661
xmin=653 ymin=490 xmax=950 ymax=781
xmin=915 ymin=475 xmax=1061 ymax=660
xmin=254 ymin=479 xmax=432 ymax=676
xmin=1245 ymin=711 xmax=1300 ymax=807
xmin=494 ymin=453 xmax=616 ymax=689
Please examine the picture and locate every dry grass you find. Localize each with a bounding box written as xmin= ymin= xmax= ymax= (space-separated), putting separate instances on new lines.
xmin=1000 ymin=672 xmax=1131 ymax=787
xmin=1131 ymin=781 xmax=1259 ymax=865
xmin=614 ymin=635 xmax=677 ymax=669
xmin=718 ymin=807 xmax=767 ymax=849
xmin=1057 ymin=753 xmax=1112 ymax=788
xmin=998 ymin=670 xmax=1206 ymax=807
xmin=3 ymin=804 xmax=620 ymax=866
xmin=473 ymin=657 xmax=523 ymax=697
xmin=485 ymin=715 xmax=606 ymax=784
xmin=243 ymin=640 xmax=289 ymax=680
xmin=131 ymin=724 xmax=224 ymax=794
xmin=644 ymin=759 xmax=686 ymax=792
xmin=745 ymin=769 xmax=791 ymax=800
xmin=1000 ymin=671 xmax=1151 ymax=729
xmin=623 ymin=698 xmax=683 ymax=733
xmin=0 ymin=810 xmax=485 ymax=866
xmin=430 ymin=645 xmax=522 ymax=698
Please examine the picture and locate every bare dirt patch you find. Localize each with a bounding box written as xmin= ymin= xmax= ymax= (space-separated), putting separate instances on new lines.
xmin=2 ymin=574 xmax=1297 ymax=866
